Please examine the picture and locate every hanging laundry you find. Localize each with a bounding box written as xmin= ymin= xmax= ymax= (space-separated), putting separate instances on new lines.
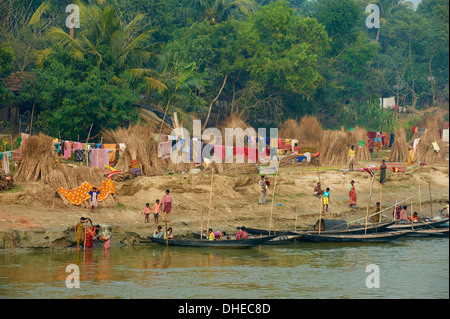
xmin=74 ymin=149 xmax=85 ymax=162
xmin=90 ymin=149 xmax=110 ymax=169
xmin=64 ymin=141 xmax=71 ymax=160
xmin=12 ymin=149 xmax=21 ymax=163
xmin=443 ymin=129 xmax=449 ymax=142
xmin=102 ymin=144 xmax=117 ymax=166
xmin=2 ymin=152 xmax=10 ymax=174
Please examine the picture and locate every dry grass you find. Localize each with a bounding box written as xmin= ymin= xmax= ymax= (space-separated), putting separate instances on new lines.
xmin=103 ymin=124 xmax=162 ymax=176
xmin=279 ymin=119 xmax=302 ymax=140
xmin=14 ymin=134 xmax=57 ymax=184
xmin=319 ymin=130 xmax=353 ymax=166
xmin=349 ymin=126 xmax=371 ymax=161
xmin=415 ymin=119 xmax=447 ymax=164
xmin=389 ymin=129 xmax=408 ymax=162
xmin=14 ymin=134 xmax=117 ymax=207
xmin=298 ymin=115 xmax=323 ymax=149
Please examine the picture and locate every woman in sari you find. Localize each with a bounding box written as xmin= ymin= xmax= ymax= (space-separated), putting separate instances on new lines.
xmin=349 ymin=180 xmax=357 ymax=208
xmin=406 ymin=145 xmax=415 ymax=165
xmin=379 ymin=160 xmax=387 ymax=185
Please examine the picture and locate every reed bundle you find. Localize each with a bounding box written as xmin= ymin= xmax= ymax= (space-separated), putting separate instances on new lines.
xmin=416 ymin=119 xmax=447 ymax=164
xmin=389 ymin=129 xmax=408 ymax=162
xmin=319 ymin=130 xmax=352 ymax=166
xmin=103 ymin=124 xmax=162 ymax=176
xmin=298 ymin=115 xmax=323 ymax=150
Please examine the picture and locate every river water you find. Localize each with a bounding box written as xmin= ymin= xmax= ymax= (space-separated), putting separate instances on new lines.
xmin=0 ymin=237 xmax=448 ymax=299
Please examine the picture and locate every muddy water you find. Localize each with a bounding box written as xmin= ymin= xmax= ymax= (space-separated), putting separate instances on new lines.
xmin=0 ymin=238 xmax=448 ymax=299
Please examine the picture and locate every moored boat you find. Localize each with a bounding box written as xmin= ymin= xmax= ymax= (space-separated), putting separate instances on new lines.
xmin=387 ymin=218 xmax=449 ymax=231
xmin=405 ymin=228 xmax=449 ymax=238
xmin=299 ymin=231 xmax=411 ymax=243
xmin=147 ymin=235 xmax=277 ymax=248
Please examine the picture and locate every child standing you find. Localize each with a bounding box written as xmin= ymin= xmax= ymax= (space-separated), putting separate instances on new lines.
xmin=153 ymin=199 xmax=161 ymax=224
xmin=144 ymin=203 xmax=151 ymax=223
xmin=323 ymin=188 xmax=330 ymax=213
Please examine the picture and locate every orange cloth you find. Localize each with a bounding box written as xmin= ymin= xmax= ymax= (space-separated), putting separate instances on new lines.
xmin=102 ymin=144 xmax=117 ymax=165
xmin=58 ymin=179 xmax=116 ymax=205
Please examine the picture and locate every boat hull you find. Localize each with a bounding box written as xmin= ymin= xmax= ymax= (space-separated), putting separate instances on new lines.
xmin=299 ymin=231 xmax=410 ymax=243
xmin=387 ymin=218 xmax=449 ymax=231
xmin=147 ymin=235 xmax=277 ymax=248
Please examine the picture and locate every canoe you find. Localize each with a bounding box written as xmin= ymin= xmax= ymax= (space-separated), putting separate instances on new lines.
xmin=299 ymin=220 xmax=396 ymax=235
xmin=238 ymin=227 xmax=297 ymax=236
xmin=242 ymin=221 xmax=395 ymax=237
xmin=405 ymin=229 xmax=449 ymax=238
xmin=256 ymin=234 xmax=303 ymax=245
xmin=147 ymin=235 xmax=277 ymax=248
xmin=387 ymin=218 xmax=449 ymax=231
xmin=299 ymin=231 xmax=411 ymax=243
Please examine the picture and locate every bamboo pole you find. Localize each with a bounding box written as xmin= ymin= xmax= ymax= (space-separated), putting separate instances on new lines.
xmin=165 ymin=219 xmax=168 ymax=247
xmin=268 ymin=169 xmax=279 ymax=235
xmin=200 ymin=206 xmax=203 ymax=240
xmin=294 ymin=206 xmax=298 ymax=232
xmin=428 ymin=182 xmax=433 ymax=220
xmin=86 ymin=123 xmax=93 ymax=167
xmin=365 ymin=175 xmax=375 ymax=234
xmin=318 ymin=197 xmax=323 ymax=234
xmin=207 ymin=169 xmax=214 ymax=232
xmin=411 ymin=200 xmax=414 ymax=231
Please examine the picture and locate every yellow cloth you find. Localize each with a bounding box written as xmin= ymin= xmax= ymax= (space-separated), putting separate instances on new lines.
xmin=323 ymin=197 xmax=329 ymax=205
xmin=406 ymin=148 xmax=415 ymax=165
xmin=58 ymin=179 xmax=116 ymax=206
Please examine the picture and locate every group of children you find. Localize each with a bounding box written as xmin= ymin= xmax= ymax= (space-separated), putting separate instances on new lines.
xmin=143 ymin=189 xmax=173 ymax=224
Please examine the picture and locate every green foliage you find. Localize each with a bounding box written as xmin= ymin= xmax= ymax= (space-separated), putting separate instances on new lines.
xmin=0 ymin=43 xmax=15 ymax=108
xmin=19 ymin=48 xmax=138 ymax=139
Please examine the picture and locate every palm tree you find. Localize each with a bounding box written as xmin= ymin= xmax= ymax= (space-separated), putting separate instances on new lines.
xmin=178 ymin=0 xmax=257 ymax=24
xmin=43 ymin=3 xmax=154 ymax=72
xmin=370 ymin=0 xmax=415 ymax=42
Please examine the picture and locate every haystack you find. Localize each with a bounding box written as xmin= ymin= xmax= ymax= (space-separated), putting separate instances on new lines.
xmin=14 ymin=134 xmax=58 ymax=184
xmin=14 ymin=134 xmax=117 ymax=207
xmin=415 ymin=119 xmax=447 ymax=164
xmin=319 ymin=130 xmax=353 ymax=166
xmin=218 ymin=112 xmax=254 ymax=146
xmin=389 ymin=129 xmax=408 ymax=162
xmin=279 ymin=119 xmax=302 ymax=140
xmin=103 ymin=124 xmax=162 ymax=176
xmin=349 ymin=126 xmax=371 ymax=161
xmin=298 ymin=115 xmax=323 ymax=150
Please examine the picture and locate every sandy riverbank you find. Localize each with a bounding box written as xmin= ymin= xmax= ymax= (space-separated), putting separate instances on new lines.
xmin=0 ymin=159 xmax=448 ymax=249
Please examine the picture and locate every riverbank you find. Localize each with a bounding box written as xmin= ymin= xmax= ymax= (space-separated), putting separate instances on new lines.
xmin=0 ymin=159 xmax=448 ymax=249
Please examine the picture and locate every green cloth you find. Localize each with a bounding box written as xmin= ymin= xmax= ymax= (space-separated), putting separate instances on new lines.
xmin=17 ymin=137 xmax=22 ymax=148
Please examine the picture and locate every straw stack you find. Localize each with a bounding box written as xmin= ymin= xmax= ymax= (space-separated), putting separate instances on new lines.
xmin=416 ymin=119 xmax=446 ymax=164
xmin=389 ymin=129 xmax=408 ymax=163
xmin=349 ymin=126 xmax=371 ymax=161
xmin=319 ymin=129 xmax=353 ymax=166
xmin=298 ymin=115 xmax=323 ymax=150
xmin=103 ymin=124 xmax=162 ymax=176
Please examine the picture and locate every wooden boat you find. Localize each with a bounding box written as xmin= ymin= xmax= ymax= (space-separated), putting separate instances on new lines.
xmin=405 ymin=229 xmax=449 ymax=238
xmin=299 ymin=231 xmax=411 ymax=243
xmin=387 ymin=218 xmax=449 ymax=231
xmin=255 ymin=234 xmax=303 ymax=245
xmin=238 ymin=227 xmax=297 ymax=236
xmin=147 ymin=235 xmax=277 ymax=248
xmin=241 ymin=220 xmax=395 ymax=237
xmin=301 ymin=220 xmax=396 ymax=235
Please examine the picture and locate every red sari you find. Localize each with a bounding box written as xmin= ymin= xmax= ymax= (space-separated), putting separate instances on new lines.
xmin=349 ymin=185 xmax=357 ymax=207
xmin=84 ymin=227 xmax=97 ymax=248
